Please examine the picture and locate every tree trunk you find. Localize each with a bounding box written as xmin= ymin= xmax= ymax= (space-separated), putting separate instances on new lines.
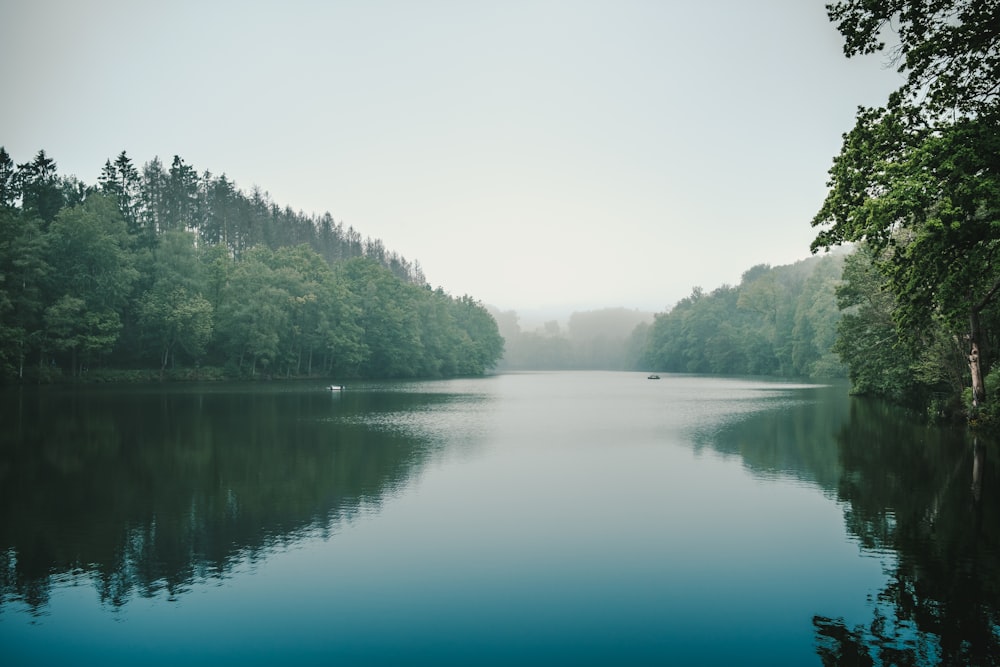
xmin=969 ymin=310 xmax=987 ymax=407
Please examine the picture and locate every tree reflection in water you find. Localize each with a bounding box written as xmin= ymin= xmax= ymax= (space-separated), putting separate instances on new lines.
xmin=0 ymin=384 xmax=441 ymax=614
xmin=813 ymin=399 xmax=1000 ymax=666
xmin=4 ymin=380 xmax=1000 ymax=664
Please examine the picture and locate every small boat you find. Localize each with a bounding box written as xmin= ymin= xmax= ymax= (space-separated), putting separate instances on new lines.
xmin=647 ymin=374 xmax=660 ymax=380
xmin=327 ymin=384 xmax=344 ymax=391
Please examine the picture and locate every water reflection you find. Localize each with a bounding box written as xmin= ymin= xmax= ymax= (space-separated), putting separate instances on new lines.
xmin=810 ymin=399 xmax=1000 ymax=665
xmin=691 ymin=383 xmax=850 ymax=490
xmin=2 ymin=375 xmax=1000 ymax=665
xmin=0 ymin=384 xmax=446 ymax=613
xmin=687 ymin=384 xmax=1000 ymax=663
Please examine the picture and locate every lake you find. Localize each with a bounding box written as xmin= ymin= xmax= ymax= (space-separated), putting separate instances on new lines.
xmin=1 ymin=371 xmax=998 ymax=665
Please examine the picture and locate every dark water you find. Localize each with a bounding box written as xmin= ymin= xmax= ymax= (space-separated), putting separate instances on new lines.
xmin=1 ymin=372 xmax=998 ymax=666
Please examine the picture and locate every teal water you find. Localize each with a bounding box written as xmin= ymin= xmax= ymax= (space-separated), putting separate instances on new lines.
xmin=1 ymin=372 xmax=997 ymax=665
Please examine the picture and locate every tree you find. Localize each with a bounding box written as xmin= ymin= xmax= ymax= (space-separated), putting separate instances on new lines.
xmin=813 ymin=1 xmax=1000 ymax=411
xmin=338 ymin=257 xmax=419 ymax=378
xmin=164 ymin=155 xmax=198 ymax=233
xmin=813 ymin=109 xmax=1000 ymax=406
xmin=136 ymin=231 xmax=213 ymax=378
xmin=138 ymin=287 xmax=212 ymax=379
xmin=44 ymin=194 xmax=138 ymax=373
xmin=0 ymin=148 xmax=503 ymax=382
xmin=642 ymin=258 xmax=845 ymax=378
xmin=46 ymin=194 xmax=137 ymax=312
xmin=44 ymin=294 xmax=121 ymax=376
xmin=99 ymin=151 xmax=141 ymax=235
xmin=214 ymin=246 xmax=291 ymax=376
xmin=791 ymin=254 xmax=846 ymax=377
xmin=826 ymin=0 xmax=999 ymax=119
xmin=138 ymin=157 xmax=166 ymax=245
xmin=0 ymin=147 xmax=16 ymax=208
xmin=17 ymin=150 xmax=63 ymax=225
xmin=0 ymin=209 xmax=49 ymax=378
xmin=199 ymin=173 xmax=239 ymax=250
xmin=449 ymin=294 xmax=505 ymax=375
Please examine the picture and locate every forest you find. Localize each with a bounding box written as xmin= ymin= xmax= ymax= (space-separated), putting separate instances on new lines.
xmin=637 ymin=254 xmax=847 ymax=380
xmin=487 ymin=255 xmax=846 ymax=380
xmin=0 ymin=149 xmax=504 ymax=382
xmin=807 ymin=0 xmax=1000 ymax=425
xmin=2 ymin=1 xmax=995 ymax=428
xmin=619 ymin=1 xmax=999 ymax=427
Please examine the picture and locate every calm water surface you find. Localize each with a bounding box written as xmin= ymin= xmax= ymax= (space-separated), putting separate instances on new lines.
xmin=1 ymin=372 xmax=998 ymax=665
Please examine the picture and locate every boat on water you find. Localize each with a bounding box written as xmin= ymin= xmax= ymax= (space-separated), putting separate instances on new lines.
xmin=647 ymin=374 xmax=660 ymax=380
xmin=327 ymin=384 xmax=344 ymax=391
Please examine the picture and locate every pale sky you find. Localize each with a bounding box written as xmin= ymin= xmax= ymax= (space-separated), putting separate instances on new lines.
xmin=1 ymin=0 xmax=903 ymax=315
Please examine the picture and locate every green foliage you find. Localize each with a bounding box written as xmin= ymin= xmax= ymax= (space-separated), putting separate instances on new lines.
xmin=46 ymin=194 xmax=138 ymax=313
xmin=812 ymin=0 xmax=1000 ymax=417
xmin=833 ymin=251 xmax=910 ymax=401
xmin=334 ymin=258 xmax=503 ymax=378
xmin=965 ymin=368 xmax=1000 ymax=429
xmin=44 ymin=295 xmax=121 ymax=376
xmin=17 ymin=150 xmax=63 ymax=225
xmin=640 ymin=255 xmax=847 ymax=378
xmin=826 ymin=0 xmax=999 ymax=120
xmin=0 ymin=148 xmax=503 ymax=382
xmin=812 ymin=109 xmax=1000 ymax=343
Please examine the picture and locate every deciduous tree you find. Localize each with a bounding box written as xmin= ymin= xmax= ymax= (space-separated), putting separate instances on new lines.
xmin=813 ymin=0 xmax=1000 ymax=410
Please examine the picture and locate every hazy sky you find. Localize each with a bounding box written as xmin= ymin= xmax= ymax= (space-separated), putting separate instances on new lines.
xmin=1 ymin=0 xmax=903 ymax=315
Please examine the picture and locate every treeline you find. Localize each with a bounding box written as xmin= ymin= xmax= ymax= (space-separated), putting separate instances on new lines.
xmin=636 ymin=254 xmax=846 ymax=378
xmin=0 ymin=148 xmax=504 ymax=382
xmin=830 ymin=243 xmax=987 ymax=418
xmin=807 ymin=0 xmax=1000 ymax=424
xmin=490 ymin=307 xmax=653 ymax=370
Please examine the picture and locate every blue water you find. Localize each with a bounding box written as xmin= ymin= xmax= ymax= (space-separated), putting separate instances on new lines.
xmin=1 ymin=372 xmax=993 ymax=665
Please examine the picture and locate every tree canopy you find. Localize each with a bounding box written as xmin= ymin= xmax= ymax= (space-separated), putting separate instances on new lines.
xmin=638 ymin=255 xmax=846 ymax=379
xmin=812 ymin=0 xmax=1000 ymax=415
xmin=0 ymin=149 xmax=503 ymax=382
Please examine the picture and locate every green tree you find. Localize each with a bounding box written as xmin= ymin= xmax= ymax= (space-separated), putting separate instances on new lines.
xmin=17 ymin=150 xmax=63 ymax=226
xmin=832 ymin=245 xmax=921 ymax=403
xmin=833 ymin=244 xmax=966 ymax=411
xmin=163 ymin=155 xmax=198 ymax=233
xmin=813 ymin=1 xmax=1000 ymax=412
xmin=44 ymin=194 xmax=138 ymax=374
xmin=215 ymin=246 xmax=291 ymax=376
xmin=0 ymin=210 xmax=49 ymax=379
xmin=317 ymin=270 xmax=366 ymax=378
xmin=337 ymin=257 xmax=420 ymax=378
xmin=812 ymin=110 xmax=1000 ymax=406
xmin=98 ymin=151 xmax=141 ymax=235
xmin=267 ymin=245 xmax=341 ymax=376
xmin=0 ymin=147 xmax=16 ymax=208
xmin=449 ymin=294 xmax=504 ymax=375
xmin=643 ymin=257 xmax=845 ymax=378
xmin=44 ymin=294 xmax=121 ymax=376
xmin=136 ymin=231 xmax=213 ymax=378
xmin=791 ymin=254 xmax=845 ymax=377
xmin=826 ymin=0 xmax=999 ymax=119
xmin=137 ymin=287 xmax=212 ymax=378
xmin=138 ymin=156 xmax=166 ymax=245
